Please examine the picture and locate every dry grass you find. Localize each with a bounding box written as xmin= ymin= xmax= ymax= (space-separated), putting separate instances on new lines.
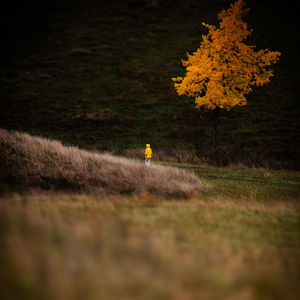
xmin=0 ymin=193 xmax=299 ymax=300
xmin=123 ymin=148 xmax=201 ymax=164
xmin=122 ymin=148 xmax=298 ymax=170
xmin=0 ymin=129 xmax=207 ymax=197
xmin=0 ymin=131 xmax=299 ymax=299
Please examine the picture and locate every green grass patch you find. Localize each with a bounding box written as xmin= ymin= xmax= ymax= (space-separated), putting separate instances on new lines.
xmin=158 ymin=161 xmax=300 ymax=201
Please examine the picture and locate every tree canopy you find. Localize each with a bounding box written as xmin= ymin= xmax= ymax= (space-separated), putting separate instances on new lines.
xmin=172 ymin=0 xmax=281 ymax=111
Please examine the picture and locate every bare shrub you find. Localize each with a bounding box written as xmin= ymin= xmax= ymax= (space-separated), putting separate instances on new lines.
xmin=73 ymin=109 xmax=116 ymax=121
xmin=0 ymin=129 xmax=207 ymax=197
xmin=70 ymin=48 xmax=92 ymax=55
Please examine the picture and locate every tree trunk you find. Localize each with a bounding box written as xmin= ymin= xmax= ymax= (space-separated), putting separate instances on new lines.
xmin=212 ymin=107 xmax=220 ymax=149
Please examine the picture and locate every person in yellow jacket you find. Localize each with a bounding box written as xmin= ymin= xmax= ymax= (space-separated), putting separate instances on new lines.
xmin=145 ymin=144 xmax=152 ymax=166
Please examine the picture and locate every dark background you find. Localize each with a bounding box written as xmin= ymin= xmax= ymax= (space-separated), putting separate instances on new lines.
xmin=0 ymin=0 xmax=299 ymax=166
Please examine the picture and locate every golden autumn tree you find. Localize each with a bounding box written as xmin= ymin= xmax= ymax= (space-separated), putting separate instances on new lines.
xmin=172 ymin=0 xmax=280 ymax=148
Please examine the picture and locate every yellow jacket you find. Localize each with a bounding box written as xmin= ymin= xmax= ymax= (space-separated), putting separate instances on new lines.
xmin=145 ymin=144 xmax=152 ymax=158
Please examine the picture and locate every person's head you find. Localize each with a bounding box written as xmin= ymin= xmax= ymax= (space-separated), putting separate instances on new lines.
xmin=146 ymin=144 xmax=150 ymax=148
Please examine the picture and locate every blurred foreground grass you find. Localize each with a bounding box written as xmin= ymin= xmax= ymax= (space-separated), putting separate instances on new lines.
xmin=0 ymin=164 xmax=299 ymax=300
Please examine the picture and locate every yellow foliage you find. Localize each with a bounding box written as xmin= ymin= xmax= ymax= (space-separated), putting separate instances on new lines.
xmin=172 ymin=0 xmax=280 ymax=111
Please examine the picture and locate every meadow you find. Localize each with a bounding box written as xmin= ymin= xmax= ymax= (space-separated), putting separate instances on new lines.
xmin=1 ymin=0 xmax=299 ymax=298
xmin=0 ymin=130 xmax=299 ymax=300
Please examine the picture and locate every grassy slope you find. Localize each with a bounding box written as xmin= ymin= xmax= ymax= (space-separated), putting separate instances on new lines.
xmin=0 ymin=129 xmax=206 ymax=197
xmin=0 ymin=0 xmax=299 ymax=163
xmin=0 ymin=165 xmax=299 ymax=300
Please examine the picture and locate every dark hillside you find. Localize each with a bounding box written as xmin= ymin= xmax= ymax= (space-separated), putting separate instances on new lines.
xmin=0 ymin=0 xmax=299 ymax=165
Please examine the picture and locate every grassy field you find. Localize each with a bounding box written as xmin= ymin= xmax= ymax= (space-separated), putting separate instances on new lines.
xmin=0 ymin=130 xmax=299 ymax=299
xmin=0 ymin=164 xmax=299 ymax=300
xmin=0 ymin=0 xmax=299 ymax=165
xmin=0 ymin=130 xmax=299 ymax=300
xmin=0 ymin=0 xmax=299 ymax=298
xmin=160 ymin=162 xmax=300 ymax=201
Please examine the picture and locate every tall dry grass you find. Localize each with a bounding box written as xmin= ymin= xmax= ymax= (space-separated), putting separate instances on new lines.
xmin=122 ymin=147 xmax=298 ymax=170
xmin=1 ymin=193 xmax=299 ymax=300
xmin=123 ymin=148 xmax=201 ymax=164
xmin=0 ymin=129 xmax=206 ymax=197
